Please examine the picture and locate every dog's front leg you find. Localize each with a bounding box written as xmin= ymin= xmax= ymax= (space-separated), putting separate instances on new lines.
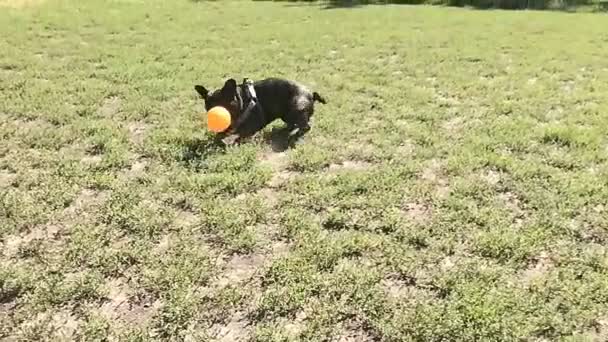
xmin=287 ymin=113 xmax=311 ymax=140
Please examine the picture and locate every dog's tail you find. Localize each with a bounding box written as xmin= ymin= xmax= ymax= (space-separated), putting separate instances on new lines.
xmin=313 ymin=92 xmax=327 ymax=104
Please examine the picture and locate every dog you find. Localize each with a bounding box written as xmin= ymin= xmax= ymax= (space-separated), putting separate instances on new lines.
xmin=194 ymin=77 xmax=326 ymax=143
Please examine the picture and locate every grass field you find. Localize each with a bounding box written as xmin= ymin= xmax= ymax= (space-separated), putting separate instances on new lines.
xmin=1 ymin=0 xmax=608 ymax=341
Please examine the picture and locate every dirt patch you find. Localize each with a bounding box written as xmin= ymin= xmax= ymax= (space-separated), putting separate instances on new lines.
xmin=106 ymin=239 xmax=131 ymax=264
xmin=403 ymin=202 xmax=432 ymax=224
xmin=259 ymin=150 xmax=297 ymax=188
xmin=483 ymin=169 xmax=501 ymax=186
xmin=0 ymin=300 xmax=17 ymax=314
xmin=328 ymin=160 xmax=372 ymax=172
xmin=64 ymin=189 xmax=109 ymax=216
xmin=442 ymin=116 xmax=464 ymax=133
xmin=440 ymin=256 xmax=455 ymax=271
xmin=173 ymin=210 xmax=198 ymax=228
xmin=498 ymin=191 xmax=519 ymax=208
xmin=215 ymin=253 xmax=266 ymax=289
xmin=0 ymin=169 xmax=17 ymax=188
xmin=435 ymin=185 xmax=450 ymax=199
xmin=130 ymin=159 xmax=147 ymax=173
xmin=127 ymin=121 xmax=147 ymax=144
xmin=381 ymin=277 xmax=414 ymax=299
xmin=46 ymin=224 xmax=61 ymax=236
xmin=100 ymin=279 xmax=161 ymax=325
xmin=589 ymin=316 xmax=608 ymax=342
xmin=98 ymin=96 xmax=122 ymax=117
xmin=80 ymin=154 xmax=103 ymax=166
xmin=434 ymin=89 xmax=461 ymax=107
xmin=278 ymin=310 xmax=307 ymax=339
xmin=124 ymin=158 xmax=148 ymax=178
xmin=269 ymin=240 xmax=290 ymax=256
xmin=155 ymin=234 xmax=171 ymax=252
xmin=267 ymin=170 xmax=297 ymax=188
xmin=520 ymin=252 xmax=553 ymax=286
xmin=2 ymin=235 xmax=25 ymax=258
xmin=51 ymin=310 xmax=80 ymax=340
xmin=257 ymin=188 xmax=279 ymax=208
xmin=250 ymin=223 xmax=282 ymax=246
xmin=498 ymin=191 xmax=524 ymax=221
xmin=100 ymin=278 xmax=130 ymax=320
xmin=209 ymin=311 xmax=250 ymax=342
xmin=363 ymin=117 xmax=383 ymax=129
xmin=345 ymin=141 xmax=377 ymax=161
xmin=73 ymin=188 xmax=103 ymax=208
xmin=2 ymin=224 xmax=60 ymax=258
xmin=561 ymin=80 xmax=574 ymax=93
xmin=259 ymin=151 xmax=288 ymax=171
xmin=421 ymin=159 xmax=443 ymax=182
xmin=334 ymin=320 xmax=375 ymax=342
xmin=17 ymin=310 xmax=79 ymax=340
xmin=123 ymin=298 xmax=162 ymax=325
xmin=421 ymin=159 xmax=450 ymax=199
xmin=11 ymin=119 xmax=55 ymax=140
xmin=204 ymin=243 xmax=287 ymax=340
xmin=545 ymin=106 xmax=565 ymax=122
xmin=380 ymin=275 xmax=434 ymax=301
xmin=394 ymin=140 xmax=415 ymax=156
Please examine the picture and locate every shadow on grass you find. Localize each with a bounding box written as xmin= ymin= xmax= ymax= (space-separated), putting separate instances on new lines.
xmin=179 ymin=128 xmax=301 ymax=168
xmin=251 ymin=0 xmax=367 ymax=9
xmin=179 ymin=136 xmax=226 ymax=167
xmin=322 ymin=0 xmax=371 ymax=8
xmin=263 ymin=0 xmax=368 ymax=9
xmin=252 ymin=0 xmax=604 ymax=11
xmin=262 ymin=126 xmax=305 ymax=152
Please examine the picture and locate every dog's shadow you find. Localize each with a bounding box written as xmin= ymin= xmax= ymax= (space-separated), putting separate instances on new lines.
xmin=180 ymin=136 xmax=226 ymax=167
xmin=262 ymin=126 xmax=302 ymax=152
xmin=180 ymin=127 xmax=301 ymax=166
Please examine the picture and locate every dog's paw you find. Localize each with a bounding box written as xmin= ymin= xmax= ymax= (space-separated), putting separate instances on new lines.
xmin=221 ymin=134 xmax=240 ymax=146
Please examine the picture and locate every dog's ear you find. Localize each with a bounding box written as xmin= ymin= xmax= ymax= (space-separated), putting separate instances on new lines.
xmin=194 ymin=85 xmax=208 ymax=99
xmin=221 ymin=78 xmax=237 ymax=95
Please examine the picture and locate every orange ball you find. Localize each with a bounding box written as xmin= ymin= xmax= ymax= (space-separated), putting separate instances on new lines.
xmin=205 ymin=106 xmax=231 ymax=133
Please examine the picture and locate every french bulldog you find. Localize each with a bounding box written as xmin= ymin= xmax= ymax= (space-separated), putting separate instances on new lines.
xmin=194 ymin=77 xmax=326 ymax=143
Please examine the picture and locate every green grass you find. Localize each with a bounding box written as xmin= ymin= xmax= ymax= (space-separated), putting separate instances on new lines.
xmin=1 ymin=0 xmax=608 ymax=341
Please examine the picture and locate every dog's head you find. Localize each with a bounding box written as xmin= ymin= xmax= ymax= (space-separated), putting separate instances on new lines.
xmin=194 ymin=79 xmax=241 ymax=116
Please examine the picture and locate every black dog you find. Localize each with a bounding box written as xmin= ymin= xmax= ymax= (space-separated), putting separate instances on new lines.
xmin=194 ymin=77 xmax=326 ymax=143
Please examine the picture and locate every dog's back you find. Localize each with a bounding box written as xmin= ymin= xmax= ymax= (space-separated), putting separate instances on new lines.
xmin=254 ymin=78 xmax=325 ymax=123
